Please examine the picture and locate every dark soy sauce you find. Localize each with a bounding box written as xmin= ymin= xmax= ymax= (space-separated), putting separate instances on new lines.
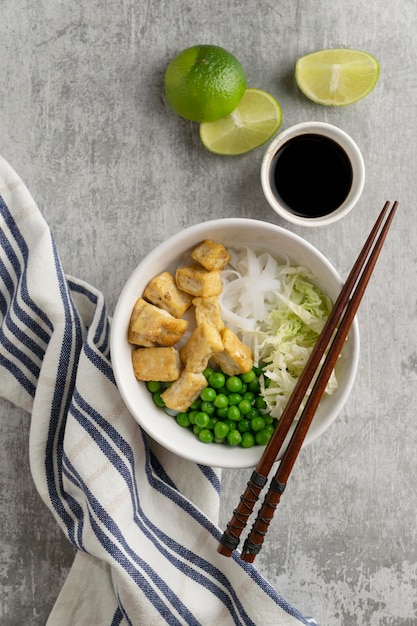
xmin=270 ymin=134 xmax=353 ymax=218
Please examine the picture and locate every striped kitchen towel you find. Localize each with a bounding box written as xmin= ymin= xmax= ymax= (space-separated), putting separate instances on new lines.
xmin=0 ymin=153 xmax=318 ymax=626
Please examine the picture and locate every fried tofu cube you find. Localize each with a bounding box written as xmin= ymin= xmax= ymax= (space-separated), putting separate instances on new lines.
xmin=175 ymin=265 xmax=222 ymax=297
xmin=180 ymin=321 xmax=224 ymax=372
xmin=190 ymin=240 xmax=231 ymax=271
xmin=128 ymin=298 xmax=188 ymax=347
xmin=132 ymin=347 xmax=181 ymax=382
xmin=128 ymin=329 xmax=155 ymax=348
xmin=212 ymin=327 xmax=254 ymax=376
xmin=161 ymin=371 xmax=208 ymax=412
xmin=192 ymin=296 xmax=225 ymax=332
xmin=143 ymin=271 xmax=193 ymax=318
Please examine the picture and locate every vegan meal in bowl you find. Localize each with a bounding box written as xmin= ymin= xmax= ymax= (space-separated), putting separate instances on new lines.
xmin=110 ymin=218 xmax=360 ymax=469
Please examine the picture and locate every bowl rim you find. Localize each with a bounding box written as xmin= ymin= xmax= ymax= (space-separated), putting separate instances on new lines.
xmin=110 ymin=217 xmax=360 ymax=468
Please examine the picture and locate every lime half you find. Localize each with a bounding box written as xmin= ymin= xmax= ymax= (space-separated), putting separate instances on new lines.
xmin=200 ymin=88 xmax=282 ymax=155
xmin=295 ymin=48 xmax=380 ymax=106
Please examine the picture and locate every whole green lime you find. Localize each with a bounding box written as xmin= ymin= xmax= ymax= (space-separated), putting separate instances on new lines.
xmin=164 ymin=45 xmax=246 ymax=123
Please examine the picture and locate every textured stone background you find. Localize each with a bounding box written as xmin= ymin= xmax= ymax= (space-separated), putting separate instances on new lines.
xmin=1 ymin=1 xmax=416 ymax=624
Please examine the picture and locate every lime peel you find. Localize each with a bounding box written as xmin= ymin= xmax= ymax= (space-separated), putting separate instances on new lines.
xmin=164 ymin=45 xmax=247 ymax=122
xmin=200 ymin=88 xmax=282 ymax=156
xmin=295 ymin=48 xmax=380 ymax=106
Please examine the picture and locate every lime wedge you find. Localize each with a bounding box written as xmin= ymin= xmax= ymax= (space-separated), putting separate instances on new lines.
xmin=200 ymin=88 xmax=282 ymax=155
xmin=295 ymin=48 xmax=380 ymax=106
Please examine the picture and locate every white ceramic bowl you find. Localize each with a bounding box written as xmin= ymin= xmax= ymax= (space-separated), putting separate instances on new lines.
xmin=111 ymin=218 xmax=360 ymax=469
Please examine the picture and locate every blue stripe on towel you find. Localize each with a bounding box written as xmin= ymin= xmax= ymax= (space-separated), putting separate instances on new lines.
xmin=0 ymin=196 xmax=53 ymax=336
xmin=198 ymin=463 xmax=221 ymax=495
xmin=0 ymin=352 xmax=36 ymax=396
xmin=110 ymin=606 xmax=124 ymax=626
xmin=42 ymin=239 xmax=86 ymax=546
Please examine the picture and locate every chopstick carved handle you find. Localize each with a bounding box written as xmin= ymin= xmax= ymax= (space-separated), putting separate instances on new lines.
xmin=217 ymin=470 xmax=268 ymax=556
xmin=241 ymin=476 xmax=287 ymax=558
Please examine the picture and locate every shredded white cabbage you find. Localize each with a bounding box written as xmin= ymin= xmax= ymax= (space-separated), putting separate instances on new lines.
xmin=220 ymin=246 xmax=338 ymax=420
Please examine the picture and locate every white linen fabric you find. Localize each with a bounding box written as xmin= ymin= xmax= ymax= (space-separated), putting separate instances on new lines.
xmin=0 ymin=154 xmax=317 ymax=626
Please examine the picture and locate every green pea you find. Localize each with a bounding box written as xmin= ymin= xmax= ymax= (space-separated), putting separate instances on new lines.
xmin=200 ymin=387 xmax=216 ymax=402
xmin=195 ymin=412 xmax=210 ymax=428
xmin=203 ymin=367 xmax=215 ymax=379
xmin=254 ymin=396 xmax=267 ymax=410
xmin=240 ymin=370 xmax=257 ymax=384
xmin=208 ymin=372 xmax=226 ymax=389
xmin=214 ymin=421 xmax=229 ymax=440
xmin=241 ymin=432 xmax=255 ymax=448
xmin=247 ymin=407 xmax=260 ymax=420
xmin=146 ymin=380 xmax=162 ymax=393
xmin=213 ymin=393 xmax=228 ymax=409
xmin=216 ymin=385 xmax=228 ymax=395
xmin=251 ymin=416 xmax=266 ymax=432
xmin=227 ymin=405 xmax=241 ymax=421
xmin=199 ymin=428 xmax=214 ymax=444
xmin=238 ymin=399 xmax=252 ymax=415
xmin=200 ymin=401 xmax=216 ymax=415
xmin=255 ymin=429 xmax=272 ymax=446
xmin=216 ymin=407 xmax=228 ymax=419
xmin=226 ymin=376 xmax=243 ymax=393
xmin=228 ymin=393 xmax=242 ymax=406
xmin=152 ymin=392 xmax=165 ymax=408
xmin=176 ymin=412 xmax=190 ymax=428
xmin=193 ymin=425 xmax=202 ymax=436
xmin=206 ymin=417 xmax=218 ymax=429
xmin=227 ymin=429 xmax=242 ymax=446
xmin=190 ymin=398 xmax=202 ymax=410
xmin=243 ymin=391 xmax=255 ymax=403
xmin=188 ymin=410 xmax=198 ymax=425
xmin=247 ymin=379 xmax=260 ymax=394
xmin=237 ymin=418 xmax=251 ymax=433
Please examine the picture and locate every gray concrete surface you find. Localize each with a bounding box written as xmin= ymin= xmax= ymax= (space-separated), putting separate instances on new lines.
xmin=1 ymin=1 xmax=416 ymax=624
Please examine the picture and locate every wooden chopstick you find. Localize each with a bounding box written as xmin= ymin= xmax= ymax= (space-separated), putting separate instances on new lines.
xmin=218 ymin=201 xmax=398 ymax=559
xmin=240 ymin=199 xmax=398 ymax=561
